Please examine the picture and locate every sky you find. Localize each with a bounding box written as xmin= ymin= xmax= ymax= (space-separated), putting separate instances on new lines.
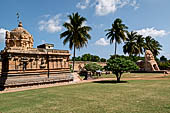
xmin=0 ymin=0 xmax=170 ymax=59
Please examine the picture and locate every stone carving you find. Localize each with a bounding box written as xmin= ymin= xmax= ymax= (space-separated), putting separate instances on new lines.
xmin=144 ymin=50 xmax=160 ymax=71
xmin=5 ymin=22 xmax=34 ymax=49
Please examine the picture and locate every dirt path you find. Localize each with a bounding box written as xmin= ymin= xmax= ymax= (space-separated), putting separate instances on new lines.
xmin=0 ymin=74 xmax=169 ymax=94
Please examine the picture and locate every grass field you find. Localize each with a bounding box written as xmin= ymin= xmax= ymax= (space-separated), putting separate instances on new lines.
xmin=0 ymin=73 xmax=170 ymax=113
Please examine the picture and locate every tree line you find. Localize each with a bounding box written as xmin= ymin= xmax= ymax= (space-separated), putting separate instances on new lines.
xmin=72 ymin=53 xmax=106 ymax=62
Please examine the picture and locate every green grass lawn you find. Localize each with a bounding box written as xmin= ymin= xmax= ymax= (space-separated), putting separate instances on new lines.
xmin=1 ymin=78 xmax=170 ymax=113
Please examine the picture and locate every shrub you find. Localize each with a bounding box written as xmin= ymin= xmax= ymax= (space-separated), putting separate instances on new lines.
xmin=159 ymin=62 xmax=170 ymax=70
xmin=84 ymin=63 xmax=102 ymax=75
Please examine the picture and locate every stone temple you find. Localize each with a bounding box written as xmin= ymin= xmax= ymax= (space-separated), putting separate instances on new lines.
xmin=0 ymin=22 xmax=71 ymax=78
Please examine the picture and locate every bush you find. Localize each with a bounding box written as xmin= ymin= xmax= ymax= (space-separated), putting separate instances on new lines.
xmin=159 ymin=62 xmax=170 ymax=70
xmin=84 ymin=63 xmax=102 ymax=75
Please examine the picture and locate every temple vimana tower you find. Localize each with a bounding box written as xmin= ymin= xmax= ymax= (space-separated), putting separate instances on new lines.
xmin=0 ymin=22 xmax=70 ymax=76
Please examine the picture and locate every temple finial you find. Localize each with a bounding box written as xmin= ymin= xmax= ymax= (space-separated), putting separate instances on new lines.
xmin=16 ymin=12 xmax=20 ymax=23
xmin=16 ymin=12 xmax=22 ymax=27
xmin=18 ymin=21 xmax=23 ymax=27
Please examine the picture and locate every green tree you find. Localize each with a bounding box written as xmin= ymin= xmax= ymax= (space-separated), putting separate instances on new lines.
xmin=81 ymin=53 xmax=92 ymax=61
xmin=136 ymin=34 xmax=145 ymax=56
xmin=160 ymin=55 xmax=167 ymax=62
xmin=74 ymin=56 xmax=81 ymax=61
xmin=84 ymin=63 xmax=102 ymax=75
xmin=123 ymin=31 xmax=139 ymax=56
xmin=105 ymin=18 xmax=128 ymax=56
xmin=104 ymin=58 xmax=139 ymax=82
xmin=60 ymin=12 xmax=92 ymax=71
xmin=100 ymin=58 xmax=107 ymax=62
xmin=91 ymin=55 xmax=100 ymax=62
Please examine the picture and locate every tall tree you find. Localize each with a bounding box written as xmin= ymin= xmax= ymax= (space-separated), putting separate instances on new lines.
xmin=144 ymin=36 xmax=162 ymax=57
xmin=135 ymin=34 xmax=145 ymax=56
xmin=60 ymin=12 xmax=92 ymax=72
xmin=105 ymin=18 xmax=128 ymax=56
xmin=123 ymin=31 xmax=139 ymax=56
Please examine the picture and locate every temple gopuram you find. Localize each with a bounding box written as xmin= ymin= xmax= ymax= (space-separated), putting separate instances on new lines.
xmin=0 ymin=22 xmax=73 ymax=87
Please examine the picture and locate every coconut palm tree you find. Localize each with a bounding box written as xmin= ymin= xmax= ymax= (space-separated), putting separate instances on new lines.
xmin=144 ymin=36 xmax=153 ymax=51
xmin=123 ymin=31 xmax=138 ymax=56
xmin=105 ymin=18 xmax=128 ymax=57
xmin=135 ymin=34 xmax=145 ymax=56
xmin=144 ymin=36 xmax=162 ymax=56
xmin=60 ymin=12 xmax=92 ymax=72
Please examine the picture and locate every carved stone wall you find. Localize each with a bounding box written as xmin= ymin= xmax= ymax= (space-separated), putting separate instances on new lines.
xmin=1 ymin=48 xmax=70 ymax=76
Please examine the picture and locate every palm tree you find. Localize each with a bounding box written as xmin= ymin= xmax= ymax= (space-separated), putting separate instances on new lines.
xmin=105 ymin=18 xmax=128 ymax=57
xmin=144 ymin=36 xmax=162 ymax=56
xmin=60 ymin=12 xmax=92 ymax=72
xmin=144 ymin=36 xmax=153 ymax=51
xmin=123 ymin=31 xmax=138 ymax=56
xmin=135 ymin=34 xmax=145 ymax=56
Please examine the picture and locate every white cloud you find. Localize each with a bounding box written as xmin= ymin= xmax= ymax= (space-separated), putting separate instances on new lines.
xmin=76 ymin=0 xmax=90 ymax=9
xmin=82 ymin=21 xmax=88 ymax=26
xmin=76 ymin=0 xmax=139 ymax=16
xmin=39 ymin=14 xmax=62 ymax=33
xmin=135 ymin=27 xmax=169 ymax=38
xmin=95 ymin=38 xmax=110 ymax=46
xmin=0 ymin=28 xmax=8 ymax=43
xmin=95 ymin=0 xmax=116 ymax=16
xmin=130 ymin=0 xmax=139 ymax=10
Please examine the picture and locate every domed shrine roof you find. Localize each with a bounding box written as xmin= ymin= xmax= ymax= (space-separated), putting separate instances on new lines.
xmin=5 ymin=22 xmax=34 ymax=49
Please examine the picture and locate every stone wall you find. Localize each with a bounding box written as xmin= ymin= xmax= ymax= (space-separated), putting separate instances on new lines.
xmin=69 ymin=61 xmax=106 ymax=71
xmin=0 ymin=48 xmax=70 ymax=76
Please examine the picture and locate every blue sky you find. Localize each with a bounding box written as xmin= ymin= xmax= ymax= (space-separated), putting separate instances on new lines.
xmin=0 ymin=0 xmax=170 ymax=59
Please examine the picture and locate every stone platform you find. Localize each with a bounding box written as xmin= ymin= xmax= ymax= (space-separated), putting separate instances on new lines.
xmin=0 ymin=73 xmax=74 ymax=89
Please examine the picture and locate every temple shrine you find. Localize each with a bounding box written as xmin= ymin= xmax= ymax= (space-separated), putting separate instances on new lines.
xmin=0 ymin=22 xmax=70 ymax=76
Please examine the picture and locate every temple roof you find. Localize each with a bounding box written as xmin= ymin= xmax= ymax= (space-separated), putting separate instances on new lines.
xmin=5 ymin=21 xmax=34 ymax=49
xmin=10 ymin=22 xmax=32 ymax=38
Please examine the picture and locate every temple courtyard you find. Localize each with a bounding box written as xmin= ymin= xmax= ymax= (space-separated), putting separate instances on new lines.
xmin=0 ymin=73 xmax=170 ymax=113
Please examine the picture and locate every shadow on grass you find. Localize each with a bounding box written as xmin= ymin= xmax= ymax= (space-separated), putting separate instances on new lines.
xmin=93 ymin=80 xmax=128 ymax=84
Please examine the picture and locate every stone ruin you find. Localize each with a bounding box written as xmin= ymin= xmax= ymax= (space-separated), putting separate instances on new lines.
xmin=144 ymin=50 xmax=160 ymax=71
